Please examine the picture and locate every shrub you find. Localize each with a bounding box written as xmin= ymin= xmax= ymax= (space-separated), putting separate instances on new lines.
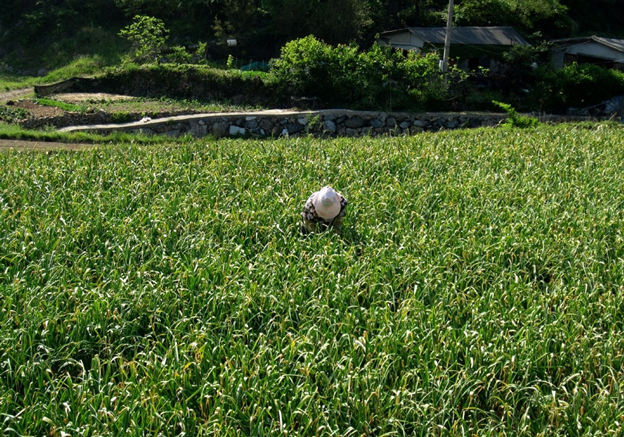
xmin=270 ymin=35 xmax=448 ymax=111
xmin=270 ymin=35 xmax=347 ymax=104
xmin=166 ymin=46 xmax=193 ymax=65
xmin=226 ymin=54 xmax=236 ymax=70
xmin=532 ymin=63 xmax=624 ymax=112
xmin=493 ymin=100 xmax=539 ymax=128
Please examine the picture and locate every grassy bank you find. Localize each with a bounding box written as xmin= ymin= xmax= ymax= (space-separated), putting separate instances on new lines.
xmin=1 ymin=51 xmax=124 ymax=92
xmin=1 ymin=125 xmax=624 ymax=435
xmin=0 ymin=123 xmax=192 ymax=145
xmin=0 ymin=25 xmax=127 ymax=91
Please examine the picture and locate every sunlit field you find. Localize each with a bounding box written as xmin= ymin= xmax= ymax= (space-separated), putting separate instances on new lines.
xmin=2 ymin=125 xmax=624 ymax=436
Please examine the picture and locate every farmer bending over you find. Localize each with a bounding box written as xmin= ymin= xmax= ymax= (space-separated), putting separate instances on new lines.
xmin=301 ymin=186 xmax=347 ymax=234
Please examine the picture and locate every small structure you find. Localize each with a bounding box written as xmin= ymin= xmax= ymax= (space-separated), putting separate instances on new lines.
xmin=550 ymin=36 xmax=624 ymax=70
xmin=377 ymin=26 xmax=529 ymax=71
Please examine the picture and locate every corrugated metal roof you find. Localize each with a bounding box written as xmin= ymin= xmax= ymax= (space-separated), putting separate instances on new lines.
xmin=551 ymin=36 xmax=624 ymax=53
xmin=380 ymin=26 xmax=529 ymax=46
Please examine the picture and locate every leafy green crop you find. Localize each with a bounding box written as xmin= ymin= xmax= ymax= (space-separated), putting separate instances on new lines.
xmin=0 ymin=106 xmax=29 ymax=123
xmin=34 ymin=98 xmax=86 ymax=112
xmin=1 ymin=125 xmax=624 ymax=436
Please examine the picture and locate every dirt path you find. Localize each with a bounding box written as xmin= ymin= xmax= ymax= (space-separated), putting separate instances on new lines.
xmin=1 ymin=88 xmax=134 ymax=151
xmin=0 ymin=139 xmax=96 ymax=151
xmin=1 ymin=89 xmax=89 ymax=151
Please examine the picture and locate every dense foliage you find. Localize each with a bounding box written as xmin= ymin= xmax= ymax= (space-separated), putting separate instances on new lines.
xmin=270 ymin=36 xmax=456 ymax=110
xmin=2 ymin=0 xmax=624 ymax=62
xmin=2 ymin=126 xmax=624 ymax=435
xmin=2 ymin=0 xmax=624 ymax=115
xmin=84 ymin=36 xmax=623 ymax=114
xmin=531 ymin=63 xmax=624 ymax=112
xmin=453 ymin=0 xmax=571 ymax=33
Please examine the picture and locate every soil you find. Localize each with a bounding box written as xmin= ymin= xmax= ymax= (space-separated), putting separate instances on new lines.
xmin=0 ymin=89 xmax=182 ymax=150
xmin=3 ymin=90 xmax=137 ymax=119
xmin=1 ymin=88 xmax=65 ymax=120
xmin=10 ymin=99 xmax=66 ymax=117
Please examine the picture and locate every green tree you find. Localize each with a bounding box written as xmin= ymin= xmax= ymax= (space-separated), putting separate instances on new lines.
xmin=211 ymin=0 xmax=275 ymax=57
xmin=309 ymin=0 xmax=373 ymax=44
xmin=1 ymin=0 xmax=121 ymax=45
xmin=560 ymin=0 xmax=624 ymax=37
xmin=367 ymin=0 xmax=446 ymax=30
xmin=118 ymin=15 xmax=169 ymax=64
xmin=113 ymin=0 xmax=215 ymax=19
xmin=453 ymin=0 xmax=569 ymax=34
xmin=261 ymin=0 xmax=372 ymax=46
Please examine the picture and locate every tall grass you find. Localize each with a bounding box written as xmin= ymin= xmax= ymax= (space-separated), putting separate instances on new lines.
xmin=1 ymin=125 xmax=624 ymax=436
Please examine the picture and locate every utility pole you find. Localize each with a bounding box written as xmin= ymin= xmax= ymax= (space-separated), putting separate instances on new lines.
xmin=441 ymin=0 xmax=454 ymax=72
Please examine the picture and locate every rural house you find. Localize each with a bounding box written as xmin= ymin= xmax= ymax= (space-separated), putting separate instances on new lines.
xmin=376 ymin=26 xmax=529 ymax=71
xmin=549 ymin=36 xmax=624 ymax=70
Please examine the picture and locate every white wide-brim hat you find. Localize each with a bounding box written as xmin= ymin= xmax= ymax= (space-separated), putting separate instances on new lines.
xmin=313 ymin=186 xmax=341 ymax=220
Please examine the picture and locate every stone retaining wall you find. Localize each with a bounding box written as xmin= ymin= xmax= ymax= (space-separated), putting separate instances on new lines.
xmin=58 ymin=109 xmax=611 ymax=139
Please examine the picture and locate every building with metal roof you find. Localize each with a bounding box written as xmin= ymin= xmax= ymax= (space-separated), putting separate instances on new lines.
xmin=376 ymin=26 xmax=528 ymax=72
xmin=550 ymin=36 xmax=624 ymax=70
xmin=377 ymin=26 xmax=529 ymax=51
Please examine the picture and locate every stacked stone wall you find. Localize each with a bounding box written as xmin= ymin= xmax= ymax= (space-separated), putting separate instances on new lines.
xmin=56 ymin=110 xmax=611 ymax=138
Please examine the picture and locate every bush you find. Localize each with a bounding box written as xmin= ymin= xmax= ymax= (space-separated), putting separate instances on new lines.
xmin=166 ymin=46 xmax=194 ymax=65
xmin=269 ymin=36 xmax=351 ymax=105
xmin=532 ymin=63 xmax=624 ymax=112
xmin=270 ymin=35 xmax=449 ymax=111
xmin=493 ymin=100 xmax=539 ymax=128
xmin=162 ymin=43 xmax=209 ymax=65
xmin=357 ymin=44 xmax=451 ymax=110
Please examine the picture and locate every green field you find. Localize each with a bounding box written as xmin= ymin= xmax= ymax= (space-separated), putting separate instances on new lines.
xmin=1 ymin=125 xmax=624 ymax=436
